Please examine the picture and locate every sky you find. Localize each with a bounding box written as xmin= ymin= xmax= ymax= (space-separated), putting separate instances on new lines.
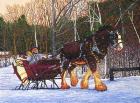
xmin=0 ymin=0 xmax=30 ymax=15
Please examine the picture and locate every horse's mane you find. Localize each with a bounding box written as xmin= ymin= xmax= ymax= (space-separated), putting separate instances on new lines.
xmin=85 ymin=25 xmax=113 ymax=38
xmin=98 ymin=24 xmax=113 ymax=32
xmin=82 ymin=24 xmax=114 ymax=45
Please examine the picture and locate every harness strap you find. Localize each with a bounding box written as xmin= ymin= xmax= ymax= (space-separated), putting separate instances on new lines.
xmin=79 ymin=43 xmax=84 ymax=58
xmin=89 ymin=43 xmax=101 ymax=63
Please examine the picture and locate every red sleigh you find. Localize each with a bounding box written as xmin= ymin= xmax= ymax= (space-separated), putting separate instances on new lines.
xmin=12 ymin=58 xmax=61 ymax=90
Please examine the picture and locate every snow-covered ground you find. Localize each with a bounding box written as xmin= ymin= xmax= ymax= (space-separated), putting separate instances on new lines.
xmin=0 ymin=66 xmax=140 ymax=103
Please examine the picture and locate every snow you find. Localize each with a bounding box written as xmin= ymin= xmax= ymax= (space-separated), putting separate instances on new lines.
xmin=0 ymin=66 xmax=140 ymax=103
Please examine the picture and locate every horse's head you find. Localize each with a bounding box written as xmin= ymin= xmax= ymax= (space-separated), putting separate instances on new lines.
xmin=95 ymin=25 xmax=123 ymax=51
xmin=108 ymin=28 xmax=123 ymax=51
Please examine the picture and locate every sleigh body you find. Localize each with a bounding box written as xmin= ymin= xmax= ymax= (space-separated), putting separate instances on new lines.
xmin=12 ymin=58 xmax=61 ymax=90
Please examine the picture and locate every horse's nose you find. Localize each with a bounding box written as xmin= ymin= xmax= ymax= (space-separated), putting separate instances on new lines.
xmin=116 ymin=47 xmax=123 ymax=51
xmin=114 ymin=44 xmax=123 ymax=51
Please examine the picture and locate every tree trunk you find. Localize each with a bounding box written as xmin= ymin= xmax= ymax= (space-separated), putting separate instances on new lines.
xmin=51 ymin=0 xmax=56 ymax=55
xmin=13 ymin=32 xmax=17 ymax=55
xmin=128 ymin=11 xmax=140 ymax=44
xmin=3 ymin=26 xmax=6 ymax=50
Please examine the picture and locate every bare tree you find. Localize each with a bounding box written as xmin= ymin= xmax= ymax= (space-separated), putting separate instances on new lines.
xmin=128 ymin=11 xmax=140 ymax=44
xmin=4 ymin=4 xmax=25 ymax=22
xmin=4 ymin=5 xmax=26 ymax=55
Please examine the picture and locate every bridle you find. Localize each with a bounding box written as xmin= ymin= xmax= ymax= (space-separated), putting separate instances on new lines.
xmin=108 ymin=30 xmax=123 ymax=49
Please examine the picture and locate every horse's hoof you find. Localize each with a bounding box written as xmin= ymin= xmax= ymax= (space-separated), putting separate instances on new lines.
xmin=95 ymin=83 xmax=107 ymax=91
xmin=80 ymin=80 xmax=88 ymax=89
xmin=71 ymin=76 xmax=78 ymax=87
xmin=61 ymin=83 xmax=70 ymax=89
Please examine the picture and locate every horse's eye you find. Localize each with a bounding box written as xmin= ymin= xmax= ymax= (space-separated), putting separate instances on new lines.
xmin=114 ymin=34 xmax=118 ymax=39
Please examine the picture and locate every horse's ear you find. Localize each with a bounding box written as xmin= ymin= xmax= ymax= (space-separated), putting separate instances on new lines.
xmin=104 ymin=24 xmax=116 ymax=31
xmin=111 ymin=25 xmax=116 ymax=30
xmin=98 ymin=24 xmax=112 ymax=30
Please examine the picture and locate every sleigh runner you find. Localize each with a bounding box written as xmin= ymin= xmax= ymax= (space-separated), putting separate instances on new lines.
xmin=12 ymin=58 xmax=61 ymax=90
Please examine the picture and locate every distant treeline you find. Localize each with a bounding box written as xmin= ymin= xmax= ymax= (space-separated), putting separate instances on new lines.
xmin=0 ymin=15 xmax=91 ymax=55
xmin=0 ymin=0 xmax=139 ymax=55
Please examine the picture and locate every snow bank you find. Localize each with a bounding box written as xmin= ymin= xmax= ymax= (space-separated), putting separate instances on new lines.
xmin=0 ymin=65 xmax=140 ymax=103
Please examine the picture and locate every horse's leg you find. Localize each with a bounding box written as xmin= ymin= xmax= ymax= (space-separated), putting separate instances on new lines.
xmin=61 ymin=69 xmax=70 ymax=89
xmin=80 ymin=67 xmax=92 ymax=89
xmin=68 ymin=65 xmax=78 ymax=87
xmin=93 ymin=70 xmax=107 ymax=91
xmin=61 ymin=60 xmax=70 ymax=89
xmin=86 ymin=56 xmax=107 ymax=91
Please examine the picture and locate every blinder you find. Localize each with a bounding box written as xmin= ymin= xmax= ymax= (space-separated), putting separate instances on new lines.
xmin=108 ymin=30 xmax=123 ymax=49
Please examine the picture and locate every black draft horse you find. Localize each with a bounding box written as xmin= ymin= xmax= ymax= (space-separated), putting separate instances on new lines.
xmin=60 ymin=25 xmax=123 ymax=91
